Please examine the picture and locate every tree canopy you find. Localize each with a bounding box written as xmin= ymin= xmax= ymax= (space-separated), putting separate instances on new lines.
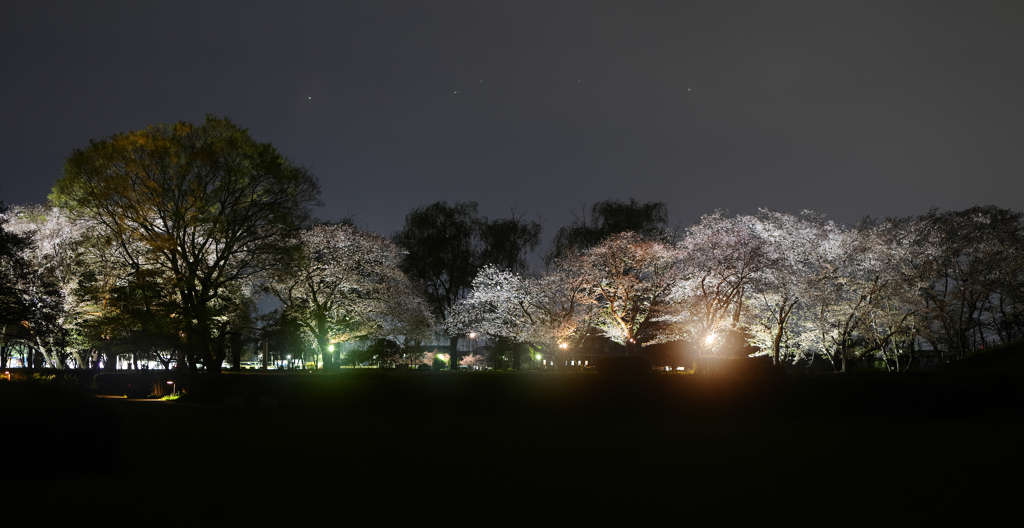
xmin=0 ymin=200 xmax=34 ymax=342
xmin=267 ymin=222 xmax=432 ymax=370
xmin=547 ymin=198 xmax=669 ymax=264
xmin=392 ymin=201 xmax=541 ymax=367
xmin=51 ymin=115 xmax=321 ymax=373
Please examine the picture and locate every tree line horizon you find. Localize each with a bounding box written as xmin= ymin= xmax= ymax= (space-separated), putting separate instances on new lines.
xmin=1 ymin=116 xmax=1021 ymax=374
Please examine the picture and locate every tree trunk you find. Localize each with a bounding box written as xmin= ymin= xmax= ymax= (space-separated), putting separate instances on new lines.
xmin=230 ymin=332 xmax=242 ymax=371
xmin=512 ymin=343 xmax=522 ymax=371
xmin=39 ymin=348 xmax=55 ymax=369
xmin=316 ymin=315 xmax=334 ymax=370
xmin=104 ymin=349 xmax=117 ymax=372
xmin=625 ymin=338 xmax=637 ymax=356
xmin=318 ymin=337 xmax=333 ymax=371
xmin=209 ymin=333 xmax=226 ymax=374
xmin=72 ymin=349 xmax=88 ymax=370
xmin=186 ymin=349 xmax=199 ymax=373
xmin=773 ymin=329 xmax=784 ymax=366
xmin=449 ymin=335 xmax=460 ymax=369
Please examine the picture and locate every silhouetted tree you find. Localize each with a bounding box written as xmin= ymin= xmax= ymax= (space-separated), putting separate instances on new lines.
xmin=547 ymin=198 xmax=669 ymax=264
xmin=393 ymin=201 xmax=541 ymax=368
xmin=478 ymin=208 xmax=543 ymax=273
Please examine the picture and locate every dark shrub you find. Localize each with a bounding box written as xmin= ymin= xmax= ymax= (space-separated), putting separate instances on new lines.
xmin=94 ymin=372 xmax=134 ymax=395
xmin=948 ymin=340 xmax=1024 ymax=373
xmin=693 ymin=356 xmax=785 ymax=377
xmin=596 ymin=355 xmax=654 ymax=376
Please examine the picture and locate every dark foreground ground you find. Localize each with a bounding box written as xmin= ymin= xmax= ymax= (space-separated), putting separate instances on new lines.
xmin=4 ymin=371 xmax=1023 ymax=526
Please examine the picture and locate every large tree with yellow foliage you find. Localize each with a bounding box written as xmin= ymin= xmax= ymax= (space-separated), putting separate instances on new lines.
xmin=51 ymin=116 xmax=321 ymax=373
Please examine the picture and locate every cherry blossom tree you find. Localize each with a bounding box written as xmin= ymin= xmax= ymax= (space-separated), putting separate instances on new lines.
xmin=0 ymin=201 xmax=34 ymax=367
xmin=916 ymin=206 xmax=1024 ymax=360
xmin=662 ymin=212 xmax=771 ymax=359
xmin=268 ymin=223 xmax=432 ymax=370
xmin=4 ymin=205 xmax=90 ymax=368
xmin=854 ymin=216 xmax=934 ymax=371
xmin=740 ymin=210 xmax=832 ymax=365
xmin=446 ymin=266 xmax=536 ymax=344
xmin=447 ymin=256 xmax=602 ymax=366
xmin=582 ymin=232 xmax=680 ymax=355
xmin=792 ymin=216 xmax=932 ymax=372
xmin=532 ymin=254 xmax=604 ymax=355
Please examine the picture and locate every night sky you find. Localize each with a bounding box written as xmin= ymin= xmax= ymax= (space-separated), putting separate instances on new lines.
xmin=3 ymin=1 xmax=1023 ymax=245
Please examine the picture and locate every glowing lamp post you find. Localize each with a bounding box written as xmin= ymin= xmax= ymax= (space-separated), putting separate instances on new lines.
xmin=166 ymin=380 xmax=175 ymax=396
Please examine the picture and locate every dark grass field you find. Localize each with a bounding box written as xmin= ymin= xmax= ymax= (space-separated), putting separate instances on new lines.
xmin=4 ymin=371 xmax=1023 ymax=526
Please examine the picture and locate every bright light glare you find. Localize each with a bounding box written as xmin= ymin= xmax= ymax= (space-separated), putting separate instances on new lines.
xmin=705 ymin=334 xmax=716 ymax=345
xmin=469 ymin=332 xmax=476 ymax=339
xmin=559 ymin=343 xmax=568 ymax=349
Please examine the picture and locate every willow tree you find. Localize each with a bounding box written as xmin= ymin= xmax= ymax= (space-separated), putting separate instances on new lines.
xmin=393 ymin=201 xmax=541 ymax=368
xmin=546 ymin=198 xmax=670 ymax=265
xmin=51 ymin=116 xmax=321 ymax=373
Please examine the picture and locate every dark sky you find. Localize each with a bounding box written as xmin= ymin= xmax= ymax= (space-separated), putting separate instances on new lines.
xmin=3 ymin=1 xmax=1023 ymax=245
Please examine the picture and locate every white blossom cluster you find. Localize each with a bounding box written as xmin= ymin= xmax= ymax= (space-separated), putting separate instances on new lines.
xmin=447 ymin=207 xmax=1024 ymax=371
